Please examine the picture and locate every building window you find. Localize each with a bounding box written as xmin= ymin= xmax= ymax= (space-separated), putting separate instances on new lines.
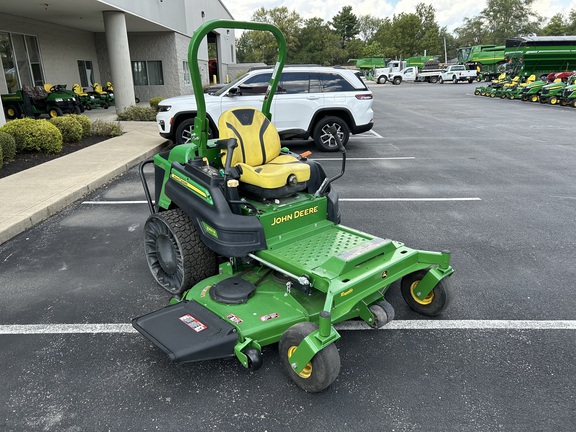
xmin=183 ymin=61 xmax=190 ymax=84
xmin=77 ymin=60 xmax=94 ymax=87
xmin=132 ymin=60 xmax=164 ymax=86
xmin=0 ymin=32 xmax=44 ymax=93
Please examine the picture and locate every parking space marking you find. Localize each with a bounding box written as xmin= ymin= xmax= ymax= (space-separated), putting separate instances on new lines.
xmin=2 ymin=320 xmax=576 ymax=335
xmin=355 ymin=130 xmax=384 ymax=139
xmin=81 ymin=197 xmax=481 ymax=205
xmin=340 ymin=198 xmax=482 ymax=202
xmin=311 ymin=157 xmax=415 ymax=161
xmin=82 ymin=200 xmax=149 ymax=205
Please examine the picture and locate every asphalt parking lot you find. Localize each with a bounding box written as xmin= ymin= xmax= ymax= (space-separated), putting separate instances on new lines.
xmin=1 ymin=82 xmax=576 ymax=431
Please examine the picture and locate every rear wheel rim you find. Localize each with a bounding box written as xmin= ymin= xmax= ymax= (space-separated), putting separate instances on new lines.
xmin=319 ymin=123 xmax=343 ymax=149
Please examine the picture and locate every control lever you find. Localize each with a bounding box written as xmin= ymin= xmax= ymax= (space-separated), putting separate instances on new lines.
xmin=313 ymin=126 xmax=346 ymax=198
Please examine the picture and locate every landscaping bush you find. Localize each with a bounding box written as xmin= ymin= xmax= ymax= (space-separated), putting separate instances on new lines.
xmin=0 ymin=143 xmax=3 ymax=170
xmin=49 ymin=116 xmax=83 ymax=143
xmin=0 ymin=131 xmax=17 ymax=162
xmin=91 ymin=119 xmax=123 ymax=137
xmin=149 ymin=97 xmax=164 ymax=111
xmin=116 ymin=106 xmax=156 ymax=121
xmin=69 ymin=114 xmax=91 ymax=138
xmin=0 ymin=118 xmax=62 ymax=154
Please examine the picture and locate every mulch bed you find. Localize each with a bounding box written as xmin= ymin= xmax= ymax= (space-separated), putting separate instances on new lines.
xmin=0 ymin=135 xmax=108 ymax=179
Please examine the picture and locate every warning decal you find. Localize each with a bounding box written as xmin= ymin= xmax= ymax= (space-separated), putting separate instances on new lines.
xmin=260 ymin=312 xmax=280 ymax=322
xmin=179 ymin=314 xmax=207 ymax=332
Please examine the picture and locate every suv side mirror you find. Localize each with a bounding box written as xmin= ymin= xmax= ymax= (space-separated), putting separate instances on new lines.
xmin=227 ymin=87 xmax=239 ymax=97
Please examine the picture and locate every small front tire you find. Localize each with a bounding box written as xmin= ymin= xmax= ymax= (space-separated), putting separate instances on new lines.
xmin=279 ymin=322 xmax=340 ymax=393
xmin=401 ymin=269 xmax=450 ymax=317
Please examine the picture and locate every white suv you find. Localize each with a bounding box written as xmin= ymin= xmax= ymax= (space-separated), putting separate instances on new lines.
xmin=156 ymin=66 xmax=374 ymax=151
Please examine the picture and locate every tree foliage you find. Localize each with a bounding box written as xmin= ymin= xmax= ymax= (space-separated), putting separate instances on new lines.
xmin=234 ymin=3 xmax=575 ymax=70
xmin=330 ymin=6 xmax=360 ymax=44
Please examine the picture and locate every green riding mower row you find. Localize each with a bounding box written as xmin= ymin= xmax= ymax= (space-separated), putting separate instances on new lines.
xmin=132 ymin=19 xmax=455 ymax=393
xmin=474 ymin=72 xmax=576 ymax=107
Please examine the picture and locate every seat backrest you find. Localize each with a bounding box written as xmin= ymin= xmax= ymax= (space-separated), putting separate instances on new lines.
xmin=43 ymin=83 xmax=53 ymax=93
xmin=218 ymin=107 xmax=281 ymax=167
xmin=93 ymin=83 xmax=104 ymax=93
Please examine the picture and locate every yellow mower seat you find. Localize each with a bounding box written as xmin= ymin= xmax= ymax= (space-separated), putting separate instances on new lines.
xmin=218 ymin=107 xmax=310 ymax=199
xmin=521 ymin=75 xmax=536 ymax=87
xmin=93 ymin=83 xmax=107 ymax=94
xmin=43 ymin=83 xmax=54 ymax=93
xmin=73 ymin=84 xmax=88 ymax=96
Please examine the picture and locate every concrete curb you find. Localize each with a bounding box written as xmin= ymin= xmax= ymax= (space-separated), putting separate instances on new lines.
xmin=0 ymin=123 xmax=167 ymax=245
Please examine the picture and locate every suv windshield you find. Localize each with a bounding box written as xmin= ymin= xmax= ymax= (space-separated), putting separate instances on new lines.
xmin=213 ymin=73 xmax=249 ymax=96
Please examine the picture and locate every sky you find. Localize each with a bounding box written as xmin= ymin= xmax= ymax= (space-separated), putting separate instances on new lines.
xmin=224 ymin=0 xmax=576 ymax=32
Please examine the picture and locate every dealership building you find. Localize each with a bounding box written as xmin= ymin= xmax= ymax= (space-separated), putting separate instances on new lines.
xmin=0 ymin=0 xmax=236 ymax=124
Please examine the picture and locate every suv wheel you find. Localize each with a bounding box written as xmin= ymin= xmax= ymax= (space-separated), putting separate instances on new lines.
xmin=175 ymin=118 xmax=215 ymax=144
xmin=313 ymin=116 xmax=350 ymax=152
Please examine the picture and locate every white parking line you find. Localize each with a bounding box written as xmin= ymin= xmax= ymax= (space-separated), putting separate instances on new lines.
xmin=2 ymin=320 xmax=576 ymax=335
xmin=82 ymin=197 xmax=481 ymax=205
xmin=311 ymin=157 xmax=415 ymax=161
xmin=355 ymin=130 xmax=384 ymax=139
xmin=340 ymin=198 xmax=482 ymax=202
xmin=82 ymin=200 xmax=149 ymax=205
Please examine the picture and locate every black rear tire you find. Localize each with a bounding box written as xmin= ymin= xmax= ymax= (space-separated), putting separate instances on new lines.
xmin=279 ymin=322 xmax=340 ymax=392
xmin=175 ymin=118 xmax=215 ymax=144
xmin=4 ymin=104 xmax=21 ymax=120
xmin=312 ymin=116 xmax=350 ymax=152
xmin=144 ymin=208 xmax=217 ymax=294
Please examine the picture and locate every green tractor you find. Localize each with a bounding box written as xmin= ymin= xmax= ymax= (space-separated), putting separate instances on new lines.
xmin=1 ymin=84 xmax=81 ymax=119
xmin=559 ymin=75 xmax=576 ymax=107
xmin=505 ymin=75 xmax=536 ymax=100
xmin=474 ymin=72 xmax=507 ymax=96
xmin=520 ymin=76 xmax=549 ymax=102
xmin=539 ymin=72 xmax=575 ymax=105
xmin=133 ymin=20 xmax=455 ymax=392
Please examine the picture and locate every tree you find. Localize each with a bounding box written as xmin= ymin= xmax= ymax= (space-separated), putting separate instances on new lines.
xmin=481 ymin=0 xmax=541 ymax=43
xmin=236 ymin=7 xmax=302 ymax=64
xmin=295 ymin=18 xmax=345 ymax=66
xmin=357 ymin=14 xmax=384 ymax=43
xmin=454 ymin=17 xmax=490 ymax=46
xmin=540 ymin=13 xmax=568 ymax=36
xmin=362 ymin=41 xmax=384 ymax=58
xmin=331 ymin=6 xmax=359 ymax=45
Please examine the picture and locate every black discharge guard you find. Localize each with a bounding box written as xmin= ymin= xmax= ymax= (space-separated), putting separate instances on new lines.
xmin=132 ymin=301 xmax=238 ymax=363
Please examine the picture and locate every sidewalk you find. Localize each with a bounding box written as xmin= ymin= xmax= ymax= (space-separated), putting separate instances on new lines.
xmin=0 ymin=120 xmax=168 ymax=245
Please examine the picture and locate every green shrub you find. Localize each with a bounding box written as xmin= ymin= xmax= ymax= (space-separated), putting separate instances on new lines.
xmin=0 ymin=130 xmax=16 ymax=162
xmin=49 ymin=116 xmax=83 ymax=143
xmin=116 ymin=106 xmax=156 ymax=121
xmin=91 ymin=119 xmax=123 ymax=137
xmin=149 ymin=97 xmax=164 ymax=111
xmin=69 ymin=114 xmax=91 ymax=138
xmin=0 ymin=118 xmax=62 ymax=154
xmin=0 ymin=142 xmax=3 ymax=170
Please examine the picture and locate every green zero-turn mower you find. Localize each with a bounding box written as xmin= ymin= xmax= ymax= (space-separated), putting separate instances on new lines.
xmin=133 ymin=20 xmax=455 ymax=392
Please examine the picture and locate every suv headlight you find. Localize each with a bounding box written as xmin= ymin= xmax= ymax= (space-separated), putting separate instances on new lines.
xmin=158 ymin=105 xmax=171 ymax=112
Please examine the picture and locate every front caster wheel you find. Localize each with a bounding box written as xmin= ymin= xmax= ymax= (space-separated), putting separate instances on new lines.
xmin=245 ymin=348 xmax=263 ymax=371
xmin=401 ymin=269 xmax=451 ymax=317
xmin=144 ymin=208 xmax=217 ymax=294
xmin=279 ymin=322 xmax=340 ymax=392
xmin=369 ymin=300 xmax=395 ymax=328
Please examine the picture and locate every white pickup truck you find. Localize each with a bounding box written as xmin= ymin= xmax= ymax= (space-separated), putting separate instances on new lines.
xmin=439 ymin=65 xmax=477 ymax=83
xmin=387 ymin=66 xmax=442 ymax=85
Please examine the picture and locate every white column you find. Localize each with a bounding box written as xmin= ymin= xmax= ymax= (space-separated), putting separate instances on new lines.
xmin=0 ymin=101 xmax=6 ymax=126
xmin=102 ymin=11 xmax=135 ymax=114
